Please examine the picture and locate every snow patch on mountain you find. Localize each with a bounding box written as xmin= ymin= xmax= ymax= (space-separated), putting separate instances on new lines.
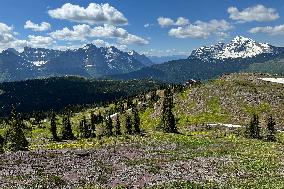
xmin=190 ymin=36 xmax=277 ymax=61
xmin=32 ymin=61 xmax=47 ymax=67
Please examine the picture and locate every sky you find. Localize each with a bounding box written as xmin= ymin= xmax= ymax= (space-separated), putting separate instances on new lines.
xmin=0 ymin=0 xmax=284 ymax=56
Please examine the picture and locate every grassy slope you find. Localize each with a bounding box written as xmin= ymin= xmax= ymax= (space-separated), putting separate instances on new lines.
xmin=1 ymin=73 xmax=284 ymax=188
xmin=173 ymin=73 xmax=284 ymax=128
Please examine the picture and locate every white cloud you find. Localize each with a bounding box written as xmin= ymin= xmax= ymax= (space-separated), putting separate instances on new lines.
xmin=169 ymin=19 xmax=232 ymax=39
xmin=228 ymin=4 xmax=279 ymax=23
xmin=144 ymin=23 xmax=153 ymax=28
xmin=27 ymin=35 xmax=54 ymax=48
xmin=49 ymin=24 xmax=149 ymax=45
xmin=176 ymin=17 xmax=189 ymax=26
xmin=24 ymin=20 xmax=51 ymax=31
xmin=249 ymin=24 xmax=284 ymax=35
xmin=216 ymin=31 xmax=230 ymax=40
xmin=118 ymin=34 xmax=149 ymax=45
xmin=52 ymin=44 xmax=82 ymax=51
xmin=157 ymin=17 xmax=189 ymax=27
xmin=48 ymin=3 xmax=128 ymax=25
xmin=0 ymin=23 xmax=16 ymax=44
xmin=50 ymin=24 xmax=91 ymax=41
xmin=157 ymin=17 xmax=175 ymax=27
xmin=92 ymin=39 xmax=127 ymax=50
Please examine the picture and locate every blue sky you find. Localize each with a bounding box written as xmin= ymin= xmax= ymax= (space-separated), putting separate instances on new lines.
xmin=0 ymin=0 xmax=284 ymax=56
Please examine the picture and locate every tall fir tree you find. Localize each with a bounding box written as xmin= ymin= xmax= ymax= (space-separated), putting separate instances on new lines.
xmin=90 ymin=112 xmax=96 ymax=137
xmin=247 ymin=114 xmax=261 ymax=139
xmin=114 ymin=114 xmax=122 ymax=136
xmin=79 ymin=116 xmax=90 ymax=138
xmin=4 ymin=108 xmax=29 ymax=151
xmin=125 ymin=114 xmax=132 ymax=134
xmin=50 ymin=112 xmax=59 ymax=141
xmin=106 ymin=114 xmax=113 ymax=136
xmin=61 ymin=114 xmax=75 ymax=140
xmin=160 ymin=88 xmax=177 ymax=133
xmin=267 ymin=115 xmax=276 ymax=141
xmin=0 ymin=134 xmax=4 ymax=153
xmin=126 ymin=98 xmax=133 ymax=109
xmin=132 ymin=105 xmax=141 ymax=134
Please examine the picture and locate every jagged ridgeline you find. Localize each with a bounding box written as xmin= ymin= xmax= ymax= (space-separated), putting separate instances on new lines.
xmin=111 ymin=36 xmax=284 ymax=83
xmin=0 ymin=45 xmax=154 ymax=82
xmin=0 ymin=76 xmax=162 ymax=116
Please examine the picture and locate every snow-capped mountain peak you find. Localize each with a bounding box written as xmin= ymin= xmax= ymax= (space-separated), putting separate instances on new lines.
xmin=190 ymin=36 xmax=277 ymax=61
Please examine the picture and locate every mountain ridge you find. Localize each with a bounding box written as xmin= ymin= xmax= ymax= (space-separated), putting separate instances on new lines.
xmin=110 ymin=36 xmax=284 ymax=83
xmin=0 ymin=44 xmax=154 ymax=82
xmin=189 ymin=36 xmax=280 ymax=61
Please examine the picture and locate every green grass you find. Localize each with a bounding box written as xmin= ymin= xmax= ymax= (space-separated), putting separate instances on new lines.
xmin=3 ymin=73 xmax=284 ymax=188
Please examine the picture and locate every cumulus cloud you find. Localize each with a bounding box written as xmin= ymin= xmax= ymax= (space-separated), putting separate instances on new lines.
xmin=24 ymin=20 xmax=51 ymax=31
xmin=228 ymin=4 xmax=279 ymax=23
xmin=176 ymin=17 xmax=190 ymax=26
xmin=169 ymin=19 xmax=232 ymax=39
xmin=49 ymin=24 xmax=149 ymax=45
xmin=0 ymin=22 xmax=56 ymax=51
xmin=0 ymin=23 xmax=16 ymax=44
xmin=92 ymin=39 xmax=127 ymax=50
xmin=249 ymin=24 xmax=284 ymax=35
xmin=157 ymin=17 xmax=175 ymax=27
xmin=48 ymin=3 xmax=128 ymax=25
xmin=157 ymin=17 xmax=189 ymax=27
xmin=49 ymin=24 xmax=91 ymax=41
xmin=27 ymin=35 xmax=54 ymax=48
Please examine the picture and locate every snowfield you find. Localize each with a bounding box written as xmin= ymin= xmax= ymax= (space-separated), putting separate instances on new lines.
xmin=207 ymin=123 xmax=242 ymax=128
xmin=259 ymin=78 xmax=284 ymax=84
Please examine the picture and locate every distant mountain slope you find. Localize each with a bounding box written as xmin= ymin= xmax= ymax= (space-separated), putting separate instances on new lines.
xmin=111 ymin=36 xmax=284 ymax=83
xmin=0 ymin=50 xmax=35 ymax=82
xmin=190 ymin=36 xmax=279 ymax=61
xmin=148 ymin=55 xmax=187 ymax=64
xmin=128 ymin=50 xmax=154 ymax=66
xmin=20 ymin=47 xmax=62 ymax=67
xmin=244 ymin=58 xmax=284 ymax=75
xmin=0 ymin=44 xmax=150 ymax=82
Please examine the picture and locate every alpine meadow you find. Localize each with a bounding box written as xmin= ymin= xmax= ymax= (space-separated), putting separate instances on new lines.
xmin=1 ymin=1 xmax=284 ymax=188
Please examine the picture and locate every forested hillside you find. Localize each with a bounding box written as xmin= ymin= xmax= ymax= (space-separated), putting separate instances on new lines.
xmin=0 ymin=77 xmax=162 ymax=116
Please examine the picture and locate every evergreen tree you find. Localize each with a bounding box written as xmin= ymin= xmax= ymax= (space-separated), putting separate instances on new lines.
xmin=90 ymin=112 xmax=96 ymax=137
xmin=50 ymin=112 xmax=59 ymax=141
xmin=61 ymin=114 xmax=75 ymax=140
xmin=0 ymin=135 xmax=4 ymax=153
xmin=79 ymin=116 xmax=90 ymax=138
xmin=114 ymin=114 xmax=122 ymax=136
xmin=267 ymin=115 xmax=276 ymax=141
xmin=247 ymin=114 xmax=261 ymax=139
xmin=132 ymin=105 xmax=141 ymax=134
xmin=98 ymin=111 xmax=103 ymax=124
xmin=4 ymin=108 xmax=29 ymax=151
xmin=106 ymin=114 xmax=113 ymax=136
xmin=160 ymin=88 xmax=177 ymax=133
xmin=126 ymin=98 xmax=133 ymax=109
xmin=125 ymin=114 xmax=132 ymax=134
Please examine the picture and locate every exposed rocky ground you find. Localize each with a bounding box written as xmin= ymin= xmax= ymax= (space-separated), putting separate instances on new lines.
xmin=0 ymin=140 xmax=233 ymax=189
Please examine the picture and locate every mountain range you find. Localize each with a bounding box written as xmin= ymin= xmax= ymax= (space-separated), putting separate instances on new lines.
xmin=0 ymin=36 xmax=284 ymax=83
xmin=0 ymin=44 xmax=155 ymax=82
xmin=111 ymin=36 xmax=284 ymax=83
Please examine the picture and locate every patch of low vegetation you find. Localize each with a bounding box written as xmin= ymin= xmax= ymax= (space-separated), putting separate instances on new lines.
xmin=1 ymin=73 xmax=284 ymax=188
